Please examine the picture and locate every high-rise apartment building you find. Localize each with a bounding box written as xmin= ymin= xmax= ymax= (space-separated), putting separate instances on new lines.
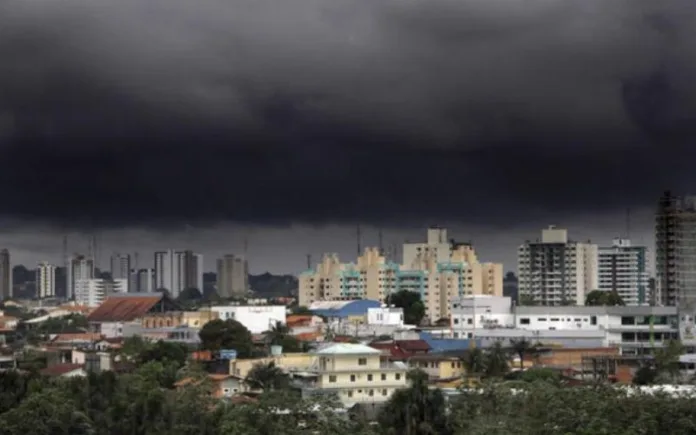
xmin=299 ymin=228 xmax=504 ymax=323
xmin=74 ymin=278 xmax=127 ymax=307
xmin=36 ymin=262 xmax=57 ymax=299
xmin=216 ymin=254 xmax=249 ymax=298
xmin=598 ymin=238 xmax=650 ymax=305
xmin=67 ymin=254 xmax=94 ymax=300
xmin=0 ymin=249 xmax=10 ymax=300
xmin=518 ymin=226 xmax=598 ymax=306
xmin=655 ymin=192 xmax=696 ymax=307
xmin=129 ymin=268 xmax=155 ymax=293
xmin=110 ymin=253 xmax=131 ymax=283
xmin=154 ymin=250 xmax=203 ymax=298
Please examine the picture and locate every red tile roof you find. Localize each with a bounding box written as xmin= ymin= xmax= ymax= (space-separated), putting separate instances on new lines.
xmin=53 ymin=333 xmax=103 ymax=343
xmin=87 ymin=294 xmax=163 ymax=322
xmin=369 ymin=342 xmax=409 ymax=360
xmin=40 ymin=363 xmax=84 ymax=377
xmin=396 ymin=339 xmax=430 ymax=352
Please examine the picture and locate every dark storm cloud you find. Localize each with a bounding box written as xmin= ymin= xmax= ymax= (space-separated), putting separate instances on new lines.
xmin=1 ymin=0 xmax=696 ymax=227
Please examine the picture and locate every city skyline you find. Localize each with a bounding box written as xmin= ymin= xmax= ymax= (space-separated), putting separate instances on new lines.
xmin=0 ymin=208 xmax=656 ymax=276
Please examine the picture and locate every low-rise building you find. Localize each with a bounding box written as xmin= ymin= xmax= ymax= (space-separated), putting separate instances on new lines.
xmin=87 ymin=292 xmax=182 ymax=338
xmin=209 ymin=305 xmax=286 ymax=334
xmin=306 ymin=343 xmax=408 ymax=406
xmin=407 ymin=354 xmax=465 ymax=381
xmin=450 ymin=295 xmax=679 ymax=355
xmin=141 ymin=310 xmax=218 ymax=329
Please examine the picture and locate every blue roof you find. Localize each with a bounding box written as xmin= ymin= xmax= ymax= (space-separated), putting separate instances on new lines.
xmin=419 ymin=331 xmax=481 ymax=352
xmin=310 ymin=299 xmax=381 ymax=318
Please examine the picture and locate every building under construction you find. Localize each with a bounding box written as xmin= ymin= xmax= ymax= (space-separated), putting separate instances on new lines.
xmin=656 ymin=191 xmax=696 ymax=307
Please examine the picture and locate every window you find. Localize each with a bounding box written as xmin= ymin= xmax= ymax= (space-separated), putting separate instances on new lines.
xmin=358 ymin=358 xmax=367 ymax=365
xmin=621 ymin=316 xmax=635 ymax=326
xmin=520 ymin=318 xmax=530 ymax=325
xmin=381 ymin=374 xmax=386 ymax=381
xmin=347 ymin=391 xmax=353 ymax=397
xmin=590 ymin=316 xmax=597 ymax=325
xmin=395 ymin=373 xmax=401 ymax=380
xmin=329 ymin=375 xmax=337 ymax=383
xmin=367 ymin=374 xmax=373 ymax=381
xmin=467 ymin=318 xmax=473 ymax=325
xmin=538 ymin=318 xmax=547 ymax=322
xmin=350 ymin=375 xmax=356 ymax=382
xmin=382 ymin=389 xmax=388 ymax=396
xmin=369 ymin=389 xmax=374 ymax=397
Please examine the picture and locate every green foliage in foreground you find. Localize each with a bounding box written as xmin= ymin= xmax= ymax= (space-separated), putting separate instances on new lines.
xmin=1 ymin=366 xmax=696 ymax=435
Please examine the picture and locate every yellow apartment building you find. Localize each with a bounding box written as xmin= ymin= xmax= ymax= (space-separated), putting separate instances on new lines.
xmin=298 ymin=227 xmax=503 ymax=324
xmin=229 ymin=353 xmax=315 ymax=378
xmin=308 ymin=343 xmax=408 ymax=405
xmin=407 ymin=354 xmax=466 ymax=380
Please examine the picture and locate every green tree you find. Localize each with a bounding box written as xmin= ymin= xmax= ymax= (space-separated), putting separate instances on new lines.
xmin=198 ymin=319 xmax=254 ymax=357
xmin=585 ymin=290 xmax=625 ymax=306
xmin=483 ymin=341 xmax=510 ymax=378
xmin=245 ymin=361 xmax=291 ymax=392
xmin=517 ymin=294 xmax=536 ymax=306
xmin=461 ymin=347 xmax=486 ymax=378
xmin=291 ymin=305 xmax=313 ymax=315
xmin=378 ymin=369 xmax=451 ymax=435
xmin=509 ymin=338 xmax=539 ymax=370
xmin=138 ymin=341 xmax=189 ymax=368
xmin=389 ymin=290 xmax=426 ymax=325
xmin=0 ymin=389 xmax=95 ymax=435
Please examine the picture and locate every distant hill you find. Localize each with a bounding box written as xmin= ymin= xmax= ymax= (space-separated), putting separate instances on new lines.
xmin=249 ymin=273 xmax=298 ymax=297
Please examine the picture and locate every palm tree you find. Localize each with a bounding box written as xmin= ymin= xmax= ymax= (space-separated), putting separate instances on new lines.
xmin=267 ymin=321 xmax=290 ymax=346
xmin=245 ymin=361 xmax=290 ymax=392
xmin=483 ymin=341 xmax=510 ymax=378
xmin=461 ymin=347 xmax=486 ymax=378
xmin=510 ymin=338 xmax=539 ymax=370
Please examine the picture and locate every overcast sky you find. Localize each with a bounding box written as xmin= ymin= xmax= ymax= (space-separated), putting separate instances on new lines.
xmin=1 ymin=0 xmax=695 ymax=273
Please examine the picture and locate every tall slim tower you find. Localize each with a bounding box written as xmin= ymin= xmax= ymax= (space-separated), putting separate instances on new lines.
xmin=0 ymin=250 xmax=10 ymax=300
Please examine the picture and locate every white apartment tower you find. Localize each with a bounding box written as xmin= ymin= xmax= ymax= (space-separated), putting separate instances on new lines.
xmin=598 ymin=238 xmax=650 ymax=305
xmin=36 ymin=262 xmax=57 ymax=299
xmin=129 ymin=268 xmax=155 ymax=293
xmin=154 ymin=250 xmax=203 ymax=298
xmin=518 ymin=226 xmax=598 ymax=306
xmin=217 ymin=254 xmax=249 ymax=299
xmin=110 ymin=253 xmax=131 ymax=282
xmin=67 ymin=254 xmax=94 ymax=300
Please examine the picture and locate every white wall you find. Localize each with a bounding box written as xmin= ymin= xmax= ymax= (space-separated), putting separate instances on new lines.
xmin=211 ymin=305 xmax=287 ymax=334
xmin=368 ymin=307 xmax=404 ymax=326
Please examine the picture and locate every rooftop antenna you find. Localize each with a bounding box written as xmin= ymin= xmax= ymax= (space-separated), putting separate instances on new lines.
xmin=243 ymin=237 xmax=248 ymax=258
xmin=306 ymin=254 xmax=312 ymax=270
xmin=626 ymin=207 xmax=631 ymax=240
xmin=87 ymin=233 xmax=93 ymax=261
xmin=92 ymin=233 xmax=99 ymax=270
xmin=134 ymin=252 xmax=139 ymax=271
xmin=357 ymin=224 xmax=362 ymax=257
xmin=378 ymin=228 xmax=384 ymax=255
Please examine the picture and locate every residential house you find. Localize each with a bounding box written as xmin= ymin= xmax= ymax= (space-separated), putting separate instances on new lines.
xmin=140 ymin=310 xmax=218 ymax=329
xmin=229 ymin=353 xmax=315 ymax=378
xmin=368 ymin=339 xmax=431 ymax=362
xmin=40 ymin=363 xmax=87 ymax=378
xmin=175 ymin=374 xmax=247 ymax=398
xmin=407 ymin=354 xmax=465 ymax=382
